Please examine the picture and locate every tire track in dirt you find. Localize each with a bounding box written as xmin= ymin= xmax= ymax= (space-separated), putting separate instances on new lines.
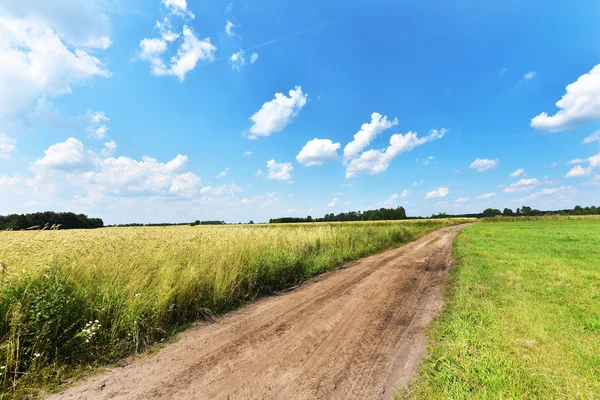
xmin=49 ymin=224 xmax=469 ymax=400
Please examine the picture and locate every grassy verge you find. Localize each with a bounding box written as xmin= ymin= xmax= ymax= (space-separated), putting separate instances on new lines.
xmin=0 ymin=219 xmax=470 ymax=397
xmin=402 ymin=219 xmax=600 ymax=399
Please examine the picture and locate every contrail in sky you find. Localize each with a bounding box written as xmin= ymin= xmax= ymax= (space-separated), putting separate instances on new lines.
xmin=200 ymin=16 xmax=348 ymax=67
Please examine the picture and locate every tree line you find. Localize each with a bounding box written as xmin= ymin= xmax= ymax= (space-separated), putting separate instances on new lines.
xmin=0 ymin=212 xmax=104 ymax=230
xmin=269 ymin=207 xmax=407 ymax=224
xmin=481 ymin=205 xmax=600 ymax=218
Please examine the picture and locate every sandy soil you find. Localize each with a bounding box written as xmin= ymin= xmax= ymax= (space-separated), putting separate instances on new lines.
xmin=49 ymin=224 xmax=468 ymax=400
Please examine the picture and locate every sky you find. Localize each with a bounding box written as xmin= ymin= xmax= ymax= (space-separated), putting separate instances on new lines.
xmin=1 ymin=0 xmax=600 ymax=224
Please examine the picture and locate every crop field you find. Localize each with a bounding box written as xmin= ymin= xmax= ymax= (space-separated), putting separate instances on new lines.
xmin=403 ymin=218 xmax=600 ymax=399
xmin=0 ymin=218 xmax=470 ymax=397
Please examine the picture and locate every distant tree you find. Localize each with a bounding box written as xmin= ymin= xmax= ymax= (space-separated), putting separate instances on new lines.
xmin=482 ymin=208 xmax=502 ymax=218
xmin=503 ymin=208 xmax=514 ymax=216
xmin=249 ymin=220 xmax=254 ymax=224
xmin=521 ymin=206 xmax=533 ymax=216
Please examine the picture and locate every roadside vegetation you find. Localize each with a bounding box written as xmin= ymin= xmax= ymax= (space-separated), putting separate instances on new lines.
xmin=0 ymin=218 xmax=469 ymax=397
xmin=402 ymin=217 xmax=600 ymax=399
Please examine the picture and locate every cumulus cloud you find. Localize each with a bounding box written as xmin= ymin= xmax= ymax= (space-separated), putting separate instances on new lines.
xmin=470 ymin=158 xmax=500 ymax=172
xmin=162 ymin=0 xmax=195 ymax=18
xmin=243 ymin=151 xmax=252 ymax=156
xmin=566 ymin=165 xmax=592 ymax=178
xmin=455 ymin=197 xmax=469 ymax=203
xmin=523 ymin=71 xmax=537 ymax=80
xmin=249 ymin=86 xmax=308 ymax=138
xmin=327 ymin=197 xmax=339 ymax=207
xmin=531 ymin=64 xmax=600 ymax=132
xmin=31 ymin=137 xmax=95 ymax=171
xmin=28 ymin=138 xmax=202 ymax=198
xmin=0 ymin=16 xmax=110 ymax=128
xmin=296 ymin=138 xmax=341 ymax=166
xmin=522 ymin=186 xmax=570 ymax=201
xmin=583 ymin=130 xmax=600 ymax=144
xmin=225 ymin=21 xmax=235 ymax=36
xmin=509 ymin=168 xmax=525 ymax=177
xmin=503 ymin=178 xmax=541 ymax=193
xmin=565 ymin=152 xmax=600 ymax=177
xmin=345 ymin=129 xmax=447 ymax=178
xmin=475 ymin=192 xmax=496 ymax=199
xmin=266 ymin=159 xmax=293 ymax=181
xmin=100 ymin=141 xmax=116 ymax=157
xmin=87 ymin=110 xmax=109 ymax=139
xmin=343 ymin=113 xmax=399 ymax=159
xmin=230 ymin=50 xmax=245 ymax=70
xmin=425 ymin=187 xmax=449 ymax=200
xmin=0 ymin=134 xmax=17 ymax=159
xmin=401 ymin=189 xmax=411 ymax=198
xmin=421 ymin=156 xmax=434 ymax=166
xmin=250 ymin=53 xmax=259 ymax=64
xmin=139 ymin=0 xmax=216 ymax=82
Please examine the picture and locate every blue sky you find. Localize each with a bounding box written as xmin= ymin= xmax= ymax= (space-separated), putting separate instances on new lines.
xmin=1 ymin=0 xmax=600 ymax=224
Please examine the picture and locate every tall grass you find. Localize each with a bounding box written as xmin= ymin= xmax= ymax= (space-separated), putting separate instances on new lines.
xmin=0 ymin=219 xmax=469 ymax=397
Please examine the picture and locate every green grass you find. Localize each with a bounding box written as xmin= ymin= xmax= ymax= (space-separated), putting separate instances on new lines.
xmin=0 ymin=219 xmax=471 ymax=398
xmin=402 ymin=219 xmax=600 ymax=399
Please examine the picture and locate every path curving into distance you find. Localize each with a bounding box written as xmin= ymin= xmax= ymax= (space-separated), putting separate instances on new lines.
xmin=49 ymin=224 xmax=470 ymax=400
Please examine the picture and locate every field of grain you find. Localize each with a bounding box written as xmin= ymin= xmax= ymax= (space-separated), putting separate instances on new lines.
xmin=0 ymin=219 xmax=469 ymax=396
xmin=403 ymin=218 xmax=600 ymax=399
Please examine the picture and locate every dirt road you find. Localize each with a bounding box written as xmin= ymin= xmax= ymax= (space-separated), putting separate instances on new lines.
xmin=50 ymin=224 xmax=468 ymax=400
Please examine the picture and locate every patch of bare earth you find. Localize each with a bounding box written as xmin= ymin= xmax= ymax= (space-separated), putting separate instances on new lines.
xmin=49 ymin=224 xmax=468 ymax=400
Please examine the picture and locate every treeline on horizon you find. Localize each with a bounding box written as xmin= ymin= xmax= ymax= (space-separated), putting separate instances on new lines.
xmin=269 ymin=207 xmax=407 ymax=223
xmin=0 ymin=212 xmax=103 ymax=230
xmin=432 ymin=205 xmax=600 ymax=219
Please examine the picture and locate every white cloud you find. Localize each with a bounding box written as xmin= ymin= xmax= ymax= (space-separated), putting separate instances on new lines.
xmin=583 ymin=130 xmax=600 ymax=144
xmin=1 ymin=0 xmax=112 ymax=49
xmin=31 ymin=137 xmax=94 ymax=171
xmin=216 ymin=168 xmax=229 ymax=178
xmin=230 ymin=50 xmax=245 ymax=70
xmin=0 ymin=16 xmax=110 ymax=128
xmin=509 ymin=168 xmax=525 ymax=177
xmin=0 ymin=134 xmax=17 ymax=159
xmin=249 ymin=86 xmax=308 ymax=138
xmin=139 ymin=10 xmax=216 ymax=82
xmin=455 ymin=197 xmax=469 ymax=203
xmin=523 ymin=71 xmax=537 ymax=80
xmin=296 ymin=138 xmax=341 ymax=166
xmin=345 ymin=128 xmax=447 ymax=178
xmin=266 ymin=159 xmax=293 ymax=181
xmin=425 ymin=187 xmax=449 ymax=200
xmin=531 ymin=64 xmax=600 ymax=132
xmin=225 ymin=21 xmax=235 ymax=37
xmin=162 ymin=0 xmax=195 ymax=18
xmin=470 ymin=158 xmax=500 ymax=172
xmin=566 ymin=165 xmax=592 ymax=178
xmin=412 ymin=180 xmax=424 ymax=186
xmin=343 ymin=113 xmax=398 ymax=159
xmin=250 ymin=53 xmax=259 ymax=64
xmin=327 ymin=197 xmax=339 ymax=207
xmin=100 ymin=141 xmax=116 ymax=157
xmin=243 ymin=151 xmax=252 ymax=156
xmin=87 ymin=110 xmax=109 ymax=139
xmin=200 ymin=183 xmax=242 ymax=196
xmin=476 ymin=192 xmax=496 ymax=200
xmin=503 ymin=178 xmax=541 ymax=193
xmin=564 ymin=152 xmax=600 ymax=177
xmin=401 ymin=189 xmax=411 ymax=198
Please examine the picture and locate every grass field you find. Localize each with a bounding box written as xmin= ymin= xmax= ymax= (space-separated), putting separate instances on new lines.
xmin=0 ymin=219 xmax=469 ymax=397
xmin=403 ymin=218 xmax=600 ymax=399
